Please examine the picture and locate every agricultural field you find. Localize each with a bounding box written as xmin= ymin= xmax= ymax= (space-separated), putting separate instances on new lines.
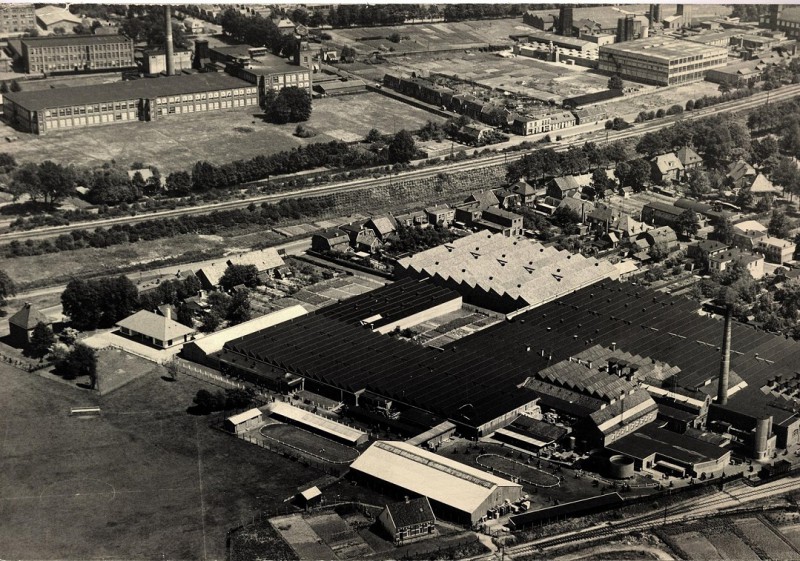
xmin=660 ymin=515 xmax=800 ymax=561
xmin=0 ymin=361 xmax=325 ymax=560
xmin=259 ymin=422 xmax=361 ymax=464
xmin=0 ymin=93 xmax=441 ymax=174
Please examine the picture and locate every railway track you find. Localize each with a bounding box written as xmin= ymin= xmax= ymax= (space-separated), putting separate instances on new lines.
xmin=505 ymin=475 xmax=800 ymax=558
xmin=3 ymin=84 xmax=799 ymax=244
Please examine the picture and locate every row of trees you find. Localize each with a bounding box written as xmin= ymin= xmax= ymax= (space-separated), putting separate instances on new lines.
xmin=506 ymin=140 xmax=634 ymax=183
xmin=5 ymin=196 xmax=337 ymax=259
xmin=220 ymin=9 xmax=299 ymax=58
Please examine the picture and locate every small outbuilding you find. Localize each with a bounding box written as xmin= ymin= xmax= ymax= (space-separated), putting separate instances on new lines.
xmin=378 ymin=496 xmax=437 ymax=545
xmin=297 ymin=485 xmax=322 ymax=508
xmin=8 ymin=302 xmax=51 ymax=347
xmin=224 ymin=408 xmax=263 ymax=434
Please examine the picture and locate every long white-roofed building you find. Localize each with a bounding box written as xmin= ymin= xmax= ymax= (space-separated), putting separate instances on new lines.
xmin=349 ymin=441 xmax=523 ymax=525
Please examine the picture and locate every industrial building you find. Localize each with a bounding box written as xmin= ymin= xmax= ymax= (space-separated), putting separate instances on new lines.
xmin=141 ymin=47 xmax=193 ymax=75
xmin=3 ymin=73 xmax=257 ymax=135
xmin=395 ymin=232 xmax=618 ymax=313
xmin=761 ymin=5 xmax=800 ymax=39
xmin=21 ymin=35 xmax=135 ymax=74
xmin=0 ymin=3 xmax=35 ymax=35
xmin=598 ymin=37 xmax=727 ymax=86
xmin=267 ymin=401 xmax=368 ymax=446
xmin=349 ymin=441 xmax=523 ymax=525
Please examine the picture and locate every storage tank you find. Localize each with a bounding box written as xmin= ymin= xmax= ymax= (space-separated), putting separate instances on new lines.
xmin=608 ymin=455 xmax=635 ymax=479
xmin=753 ymin=417 xmax=772 ymax=461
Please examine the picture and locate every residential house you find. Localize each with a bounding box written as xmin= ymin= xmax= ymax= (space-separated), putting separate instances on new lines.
xmin=453 ymin=202 xmax=483 ymax=228
xmin=116 ymin=309 xmax=196 ymax=349
xmin=355 ymin=229 xmax=381 ymax=253
xmin=641 ymin=201 xmax=685 ymax=227
xmin=478 ymin=207 xmax=524 ymax=237
xmin=395 ymin=210 xmax=428 ymax=228
xmin=687 ymin=239 xmax=730 ymax=269
xmin=183 ymin=18 xmax=205 ymax=34
xmin=459 ymin=123 xmax=493 ymax=144
xmin=425 ymin=205 xmax=455 ymax=227
xmin=340 ymin=222 xmax=366 ymax=245
xmin=549 ymin=111 xmax=576 ymax=131
xmin=746 ymin=173 xmax=780 ymax=203
xmin=546 ymin=176 xmax=581 ymax=200
xmin=650 ymin=153 xmax=684 ymax=184
xmin=709 ymin=249 xmax=765 ymax=279
xmin=676 ymin=146 xmax=703 ymax=172
xmin=510 ymin=180 xmax=537 ymax=206
xmin=8 ymin=303 xmax=51 ymax=347
xmin=558 ymin=196 xmax=594 ymax=222
xmin=755 ymin=236 xmax=796 ymax=264
xmin=643 ymin=226 xmax=679 ymax=252
xmin=616 ymin=214 xmax=650 ymax=239
xmin=727 ymin=160 xmax=756 ymax=189
xmin=319 ymin=46 xmax=339 ymax=62
xmin=311 ymin=228 xmax=351 ymax=252
xmin=495 ymin=188 xmax=521 ymax=209
xmin=227 ymin=248 xmax=285 ymax=277
xmin=464 ymin=190 xmax=500 ymax=211
xmin=195 ymin=263 xmax=228 ymax=291
xmin=732 ymin=220 xmax=768 ymax=251
xmin=378 ymin=497 xmax=436 ymax=545
xmin=364 ymin=215 xmax=398 ymax=241
xmin=512 ymin=114 xmax=551 ymax=136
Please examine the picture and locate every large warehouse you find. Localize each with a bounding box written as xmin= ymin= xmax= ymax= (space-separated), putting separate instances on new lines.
xmin=598 ymin=37 xmax=727 ymax=85
xmin=21 ymin=34 xmax=135 ymax=74
xmin=349 ymin=440 xmax=523 ymax=525
xmin=395 ymin=232 xmax=618 ymax=313
xmin=3 ymin=73 xmax=258 ymax=134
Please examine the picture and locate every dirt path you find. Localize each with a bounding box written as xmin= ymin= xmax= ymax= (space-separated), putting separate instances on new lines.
xmin=554 ymin=544 xmax=675 ymax=561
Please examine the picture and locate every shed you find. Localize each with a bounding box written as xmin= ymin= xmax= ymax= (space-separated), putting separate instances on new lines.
xmin=298 ymin=485 xmax=322 ymax=508
xmin=8 ymin=302 xmax=51 ymax=347
xmin=224 ymin=408 xmax=263 ymax=434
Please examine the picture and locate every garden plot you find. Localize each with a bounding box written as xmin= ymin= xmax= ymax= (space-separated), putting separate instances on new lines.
xmin=305 ymin=512 xmax=374 ymax=559
xmin=671 ymin=531 xmax=724 ymax=560
xmin=734 ymin=517 xmax=799 ymax=560
xmin=271 ymin=514 xmax=337 ymax=560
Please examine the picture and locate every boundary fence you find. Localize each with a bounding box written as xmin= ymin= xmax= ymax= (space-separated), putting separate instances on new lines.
xmin=476 ymin=454 xmax=561 ymax=488
xmin=237 ymin=432 xmax=350 ymax=477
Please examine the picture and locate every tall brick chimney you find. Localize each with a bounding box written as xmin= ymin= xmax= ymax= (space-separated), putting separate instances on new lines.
xmin=164 ymin=5 xmax=174 ymax=76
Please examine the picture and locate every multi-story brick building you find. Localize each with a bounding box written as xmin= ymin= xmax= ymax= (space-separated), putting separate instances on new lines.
xmin=0 ymin=3 xmax=35 ymax=35
xmin=3 ymin=73 xmax=257 ymax=135
xmin=21 ymin=35 xmax=135 ymax=74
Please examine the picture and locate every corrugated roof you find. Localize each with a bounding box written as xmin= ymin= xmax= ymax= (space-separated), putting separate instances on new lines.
xmin=350 ymin=441 xmax=521 ymax=514
xmin=116 ymin=310 xmax=195 ymax=342
xmin=4 ymin=73 xmax=252 ymax=111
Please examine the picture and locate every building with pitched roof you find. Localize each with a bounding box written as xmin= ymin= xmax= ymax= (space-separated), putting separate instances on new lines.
xmin=378 ymin=497 xmax=436 ymax=544
xmin=676 ymin=146 xmax=703 ymax=171
xmin=226 ymin=248 xmax=285 ymax=276
xmin=195 ymin=263 xmax=228 ymax=290
xmin=510 ymin=180 xmax=537 ymax=206
xmin=8 ymin=302 xmax=51 ymax=347
xmin=35 ymin=5 xmax=81 ymax=31
xmin=709 ymin=249 xmax=765 ymax=280
xmin=546 ymin=175 xmax=582 ymax=200
xmin=364 ymin=215 xmax=399 ymax=241
xmin=650 ymin=153 xmax=684 ymax=184
xmin=755 ymin=235 xmax=796 ymax=264
xmin=350 ymin=441 xmax=522 ymax=525
xmin=727 ymin=160 xmax=757 ymax=189
xmin=746 ymin=173 xmax=780 ymax=200
xmin=116 ymin=309 xmax=196 ymax=349
xmin=641 ymin=201 xmax=684 ymax=227
xmin=311 ymin=228 xmax=350 ymax=252
xmin=464 ymin=190 xmax=500 ymax=211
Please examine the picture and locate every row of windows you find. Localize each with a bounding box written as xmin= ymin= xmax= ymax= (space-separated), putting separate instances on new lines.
xmin=30 ymin=53 xmax=133 ymax=62
xmin=267 ymin=81 xmax=311 ymax=91
xmin=29 ymin=44 xmax=131 ymax=54
xmin=155 ymin=98 xmax=257 ymax=115
xmin=43 ymin=101 xmax=137 ymax=117
xmin=155 ymin=88 xmax=256 ymax=104
xmin=44 ymin=111 xmax=139 ymax=129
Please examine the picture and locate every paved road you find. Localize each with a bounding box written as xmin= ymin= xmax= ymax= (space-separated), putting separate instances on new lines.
xmin=3 ymin=84 xmax=798 ymax=244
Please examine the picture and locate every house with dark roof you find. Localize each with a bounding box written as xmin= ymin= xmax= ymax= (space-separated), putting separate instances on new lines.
xmin=378 ymin=496 xmax=437 ymax=544
xmin=479 ymin=207 xmax=523 ymax=237
xmin=676 ymin=146 xmax=703 ymax=172
xmin=709 ymin=249 xmax=765 ymax=280
xmin=546 ymin=176 xmax=581 ymax=200
xmin=641 ymin=201 xmax=685 ymax=227
xmin=425 ymin=205 xmax=455 ymax=227
xmin=464 ymin=190 xmax=500 ymax=211
xmin=496 ymin=189 xmax=521 ymax=209
xmin=364 ymin=215 xmax=398 ymax=241
xmin=116 ymin=309 xmax=196 ymax=349
xmin=642 ymin=226 xmax=679 ymax=252
xmin=8 ymin=303 xmax=51 ymax=347
xmin=687 ymin=239 xmax=729 ymax=268
xmin=650 ymin=153 xmax=685 ymax=184
xmin=311 ymin=228 xmax=350 ymax=253
xmin=727 ymin=160 xmax=757 ymax=189
xmin=510 ymin=180 xmax=537 ymax=206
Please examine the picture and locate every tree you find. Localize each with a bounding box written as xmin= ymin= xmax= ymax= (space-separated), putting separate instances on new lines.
xmin=0 ymin=82 xmax=8 ymax=94
xmin=29 ymin=322 xmax=55 ymax=358
xmin=712 ymin=218 xmax=734 ymax=245
xmin=340 ymin=45 xmax=356 ymax=62
xmin=73 ymin=23 xmax=89 ymax=35
xmin=626 ymin=159 xmax=651 ymax=192
xmin=656 ymin=108 xmax=666 ymax=119
xmin=388 ymin=129 xmax=416 ymax=164
xmin=61 ymin=276 xmax=138 ymax=331
xmin=718 ymin=81 xmax=732 ymax=94
xmin=590 ymin=168 xmax=612 ymax=200
xmin=10 ymin=80 xmax=21 ymax=92
xmin=752 ymin=137 xmax=779 ymax=167
xmin=685 ymin=99 xmax=695 ymax=111
xmin=226 ymin=289 xmax=252 ymax=325
xmin=37 ymin=161 xmax=76 ymax=205
xmin=768 ymin=209 xmax=792 ymax=238
xmin=771 ymin=156 xmax=800 ymax=199
xmin=686 ymin=169 xmax=712 ymax=198
xmin=675 ymin=210 xmax=701 ymax=238
xmin=63 ymin=344 xmax=97 ymax=388
xmin=219 ymin=264 xmax=259 ymax=292
xmin=365 ymin=128 xmax=382 ymax=143
xmin=265 ymin=87 xmax=312 ymax=123
xmin=0 ymin=270 xmax=16 ymax=308
xmin=166 ymin=171 xmax=192 ymax=195
xmin=608 ymin=75 xmax=623 ymax=90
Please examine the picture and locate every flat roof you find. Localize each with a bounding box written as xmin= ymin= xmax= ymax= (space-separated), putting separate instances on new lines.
xmin=350 ymin=441 xmax=521 ymax=514
xmin=608 ymin=424 xmax=730 ymax=466
xmin=600 ymin=37 xmax=727 ymax=61
xmin=22 ymin=34 xmax=130 ymax=48
xmin=4 ymin=73 xmax=253 ymax=111
xmin=510 ymin=493 xmax=624 ymax=528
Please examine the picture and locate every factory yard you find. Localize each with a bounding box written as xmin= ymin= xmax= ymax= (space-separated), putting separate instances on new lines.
xmin=0 ymin=93 xmax=441 ymax=173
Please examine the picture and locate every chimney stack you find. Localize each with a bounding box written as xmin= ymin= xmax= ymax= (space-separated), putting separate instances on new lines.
xmin=164 ymin=5 xmax=174 ymax=76
xmin=717 ymin=306 xmax=733 ymax=405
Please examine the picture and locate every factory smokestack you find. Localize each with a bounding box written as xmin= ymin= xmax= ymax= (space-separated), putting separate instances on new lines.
xmin=164 ymin=5 xmax=174 ymax=76
xmin=717 ymin=306 xmax=733 ymax=405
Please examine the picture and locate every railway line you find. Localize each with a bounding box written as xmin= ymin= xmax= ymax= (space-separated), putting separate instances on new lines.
xmin=505 ymin=474 xmax=800 ymax=558
xmin=2 ymin=84 xmax=799 ymax=244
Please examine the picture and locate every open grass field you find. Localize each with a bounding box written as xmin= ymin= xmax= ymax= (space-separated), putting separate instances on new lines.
xmin=96 ymin=347 xmax=162 ymax=396
xmin=477 ymin=454 xmax=561 ymax=487
xmin=0 ymin=361 xmax=325 ymax=560
xmin=0 ymin=92 xmax=440 ymax=173
xmin=260 ymin=423 xmax=360 ymax=464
